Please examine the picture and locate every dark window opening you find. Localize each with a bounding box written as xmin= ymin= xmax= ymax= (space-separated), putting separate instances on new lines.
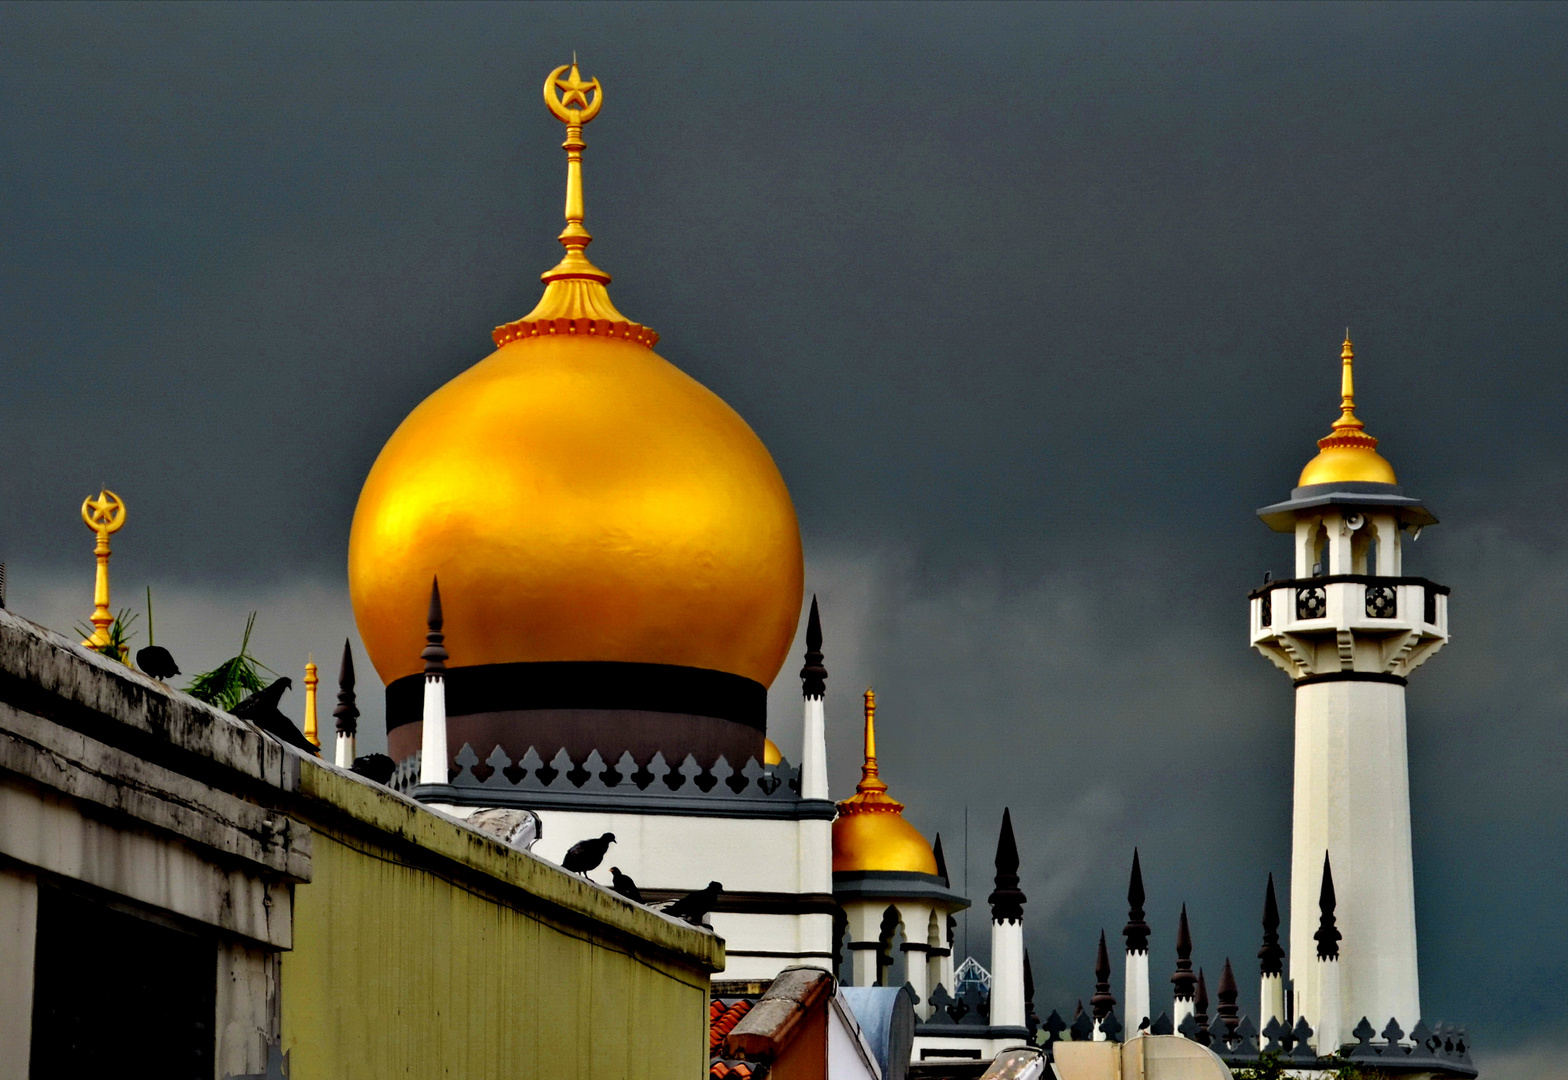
xmin=30 ymin=885 xmax=216 ymax=1080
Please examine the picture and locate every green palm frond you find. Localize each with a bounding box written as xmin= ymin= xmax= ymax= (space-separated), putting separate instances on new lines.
xmin=185 ymin=612 xmax=276 ymax=711
xmin=75 ymin=608 xmax=138 ymax=664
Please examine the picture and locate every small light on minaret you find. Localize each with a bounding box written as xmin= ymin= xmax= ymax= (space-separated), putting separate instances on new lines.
xmin=1091 ymin=930 xmax=1116 ymax=1040
xmin=1314 ymin=852 xmax=1343 ymax=1052
xmin=1258 ymin=873 xmax=1285 ymax=1030
xmin=1171 ymin=904 xmax=1196 ymax=1026
xmin=419 ymin=577 xmax=450 ymax=786
xmin=987 ymin=808 xmax=1027 ymax=1030
xmin=333 ymin=639 xmax=358 ymax=769
xmin=1123 ymin=849 xmax=1151 ymax=1032
xmin=303 ymin=655 xmax=320 ymax=748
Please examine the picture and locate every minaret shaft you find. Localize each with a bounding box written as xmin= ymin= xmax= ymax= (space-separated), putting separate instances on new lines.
xmin=1289 ymin=679 xmax=1419 ymax=1030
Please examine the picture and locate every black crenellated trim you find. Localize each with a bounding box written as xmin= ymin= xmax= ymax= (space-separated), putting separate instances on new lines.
xmin=636 ymin=889 xmax=838 ymax=916
xmin=1294 ymin=672 xmax=1408 ymax=688
xmin=1248 ymin=574 xmax=1450 ymax=601
xmin=386 ymin=660 xmax=767 ymax=731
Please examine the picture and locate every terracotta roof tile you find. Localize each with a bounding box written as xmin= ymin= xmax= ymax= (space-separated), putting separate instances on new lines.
xmin=709 ymin=1000 xmax=753 ymax=1049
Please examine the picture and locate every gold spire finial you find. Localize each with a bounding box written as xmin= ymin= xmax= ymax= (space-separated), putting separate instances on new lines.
xmin=492 ymin=62 xmax=658 ymax=349
xmin=542 ymin=60 xmax=607 ymax=284
xmin=303 ymin=654 xmax=320 ymax=748
xmin=839 ymin=687 xmax=900 ymax=812
xmin=1329 ymin=332 xmax=1365 ymax=436
xmin=80 ymin=490 xmax=126 ymax=650
xmin=1296 ymin=333 xmax=1397 ymax=487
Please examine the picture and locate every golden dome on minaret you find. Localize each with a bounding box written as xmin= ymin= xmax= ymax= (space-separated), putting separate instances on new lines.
xmin=1296 ymin=335 xmax=1399 ymax=487
xmin=832 ymin=690 xmax=940 ymax=875
xmin=349 ymin=62 xmax=803 ymax=697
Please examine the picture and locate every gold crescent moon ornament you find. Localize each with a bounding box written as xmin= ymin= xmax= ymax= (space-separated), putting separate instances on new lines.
xmin=79 ymin=490 xmax=127 ymax=653
xmin=543 ymin=62 xmax=603 ymax=126
xmin=81 ymin=490 xmax=127 ymax=536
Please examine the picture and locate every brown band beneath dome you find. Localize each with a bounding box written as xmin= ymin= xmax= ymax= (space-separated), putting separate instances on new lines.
xmin=384 ymin=661 xmax=768 ymax=770
xmin=386 ymin=660 xmax=766 ymax=729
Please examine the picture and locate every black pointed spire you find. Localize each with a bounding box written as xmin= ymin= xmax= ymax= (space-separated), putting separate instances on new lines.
xmin=932 ymin=833 xmax=950 ymax=887
xmin=988 ymin=808 xmax=1025 ymax=922
xmin=1315 ymin=852 xmax=1342 ymax=959
xmin=1124 ymin=848 xmax=1150 ymax=953
xmin=1091 ymin=930 xmax=1116 ymax=1020
xmin=422 ymin=576 xmax=448 ymax=675
xmin=1217 ymin=959 xmax=1239 ymax=1034
xmin=333 ymin=638 xmax=358 ymax=736
xmin=1171 ymin=904 xmax=1196 ymax=1000
xmin=1194 ymin=968 xmax=1210 ymax=1040
xmin=1259 ymin=872 xmax=1284 ymax=976
xmin=800 ymin=595 xmax=827 ymax=699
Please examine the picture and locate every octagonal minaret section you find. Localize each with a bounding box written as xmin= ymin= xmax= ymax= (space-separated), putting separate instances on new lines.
xmin=1249 ymin=336 xmax=1448 ymax=1040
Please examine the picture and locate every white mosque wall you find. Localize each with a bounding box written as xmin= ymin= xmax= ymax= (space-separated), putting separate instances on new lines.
xmin=518 ymin=806 xmax=835 ymax=977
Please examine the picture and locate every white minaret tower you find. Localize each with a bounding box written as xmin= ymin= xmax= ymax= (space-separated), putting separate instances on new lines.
xmin=333 ymin=638 xmax=358 ymax=768
xmin=1251 ymin=335 xmax=1448 ymax=1034
xmin=987 ymin=809 xmax=1026 ymax=1030
xmin=1170 ymin=905 xmax=1196 ymax=1028
xmin=796 ymin=596 xmax=834 ymax=969
xmin=1258 ymin=873 xmax=1285 ymax=1031
xmin=1122 ymin=850 xmax=1151 ymax=1032
xmin=418 ymin=577 xmax=449 ymax=786
xmin=1312 ymin=854 xmax=1344 ymax=1052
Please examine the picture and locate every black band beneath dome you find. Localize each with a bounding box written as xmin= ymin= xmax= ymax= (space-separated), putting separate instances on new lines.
xmin=385 ymin=660 xmax=767 ymax=732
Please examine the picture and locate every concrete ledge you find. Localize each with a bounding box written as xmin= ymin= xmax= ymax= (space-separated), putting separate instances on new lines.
xmin=296 ymin=755 xmax=726 ymax=973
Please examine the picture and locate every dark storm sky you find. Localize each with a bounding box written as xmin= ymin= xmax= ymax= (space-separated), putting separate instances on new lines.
xmin=3 ymin=3 xmax=1566 ymax=1069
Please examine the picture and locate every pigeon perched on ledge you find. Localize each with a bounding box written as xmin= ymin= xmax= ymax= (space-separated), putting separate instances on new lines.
xmin=562 ymin=832 xmax=615 ymax=876
xmin=609 ymin=867 xmax=644 ymax=904
xmin=662 ymin=881 xmax=722 ymax=926
xmin=351 ymin=753 xmax=396 ymax=784
xmin=233 ymin=678 xmax=318 ymax=757
xmin=135 ymin=645 xmax=180 ymax=681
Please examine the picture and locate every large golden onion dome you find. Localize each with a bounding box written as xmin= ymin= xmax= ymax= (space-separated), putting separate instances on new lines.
xmin=349 ymin=63 xmax=803 ymax=693
xmin=1297 ymin=336 xmax=1398 ymax=487
xmin=832 ymin=690 xmax=940 ymax=875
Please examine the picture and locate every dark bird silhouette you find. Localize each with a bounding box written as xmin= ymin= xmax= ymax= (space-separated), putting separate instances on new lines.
xmin=663 ymin=881 xmax=722 ymax=926
xmin=135 ymin=645 xmax=180 ymax=680
xmin=232 ymin=678 xmax=318 ymax=757
xmin=562 ymin=832 xmax=615 ymax=876
xmin=609 ymin=867 xmax=644 ymax=904
xmin=351 ymin=753 xmax=396 ymax=784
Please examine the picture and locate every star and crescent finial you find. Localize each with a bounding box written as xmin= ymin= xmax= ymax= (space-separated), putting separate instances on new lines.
xmin=544 ymin=60 xmax=603 ymax=127
xmin=80 ymin=490 xmax=127 ymax=651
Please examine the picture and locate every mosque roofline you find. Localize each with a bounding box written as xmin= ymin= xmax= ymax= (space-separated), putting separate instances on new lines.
xmin=1256 ymin=481 xmax=1438 ymax=533
xmin=832 ymin=869 xmax=972 ymax=910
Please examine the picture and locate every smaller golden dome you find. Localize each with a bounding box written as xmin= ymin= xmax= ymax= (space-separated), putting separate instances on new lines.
xmin=1298 ymin=335 xmax=1399 ymax=487
xmin=763 ymin=737 xmax=782 ymax=766
xmin=832 ymin=690 xmax=939 ymax=875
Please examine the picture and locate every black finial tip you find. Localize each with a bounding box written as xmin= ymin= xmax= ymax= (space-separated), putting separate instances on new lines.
xmin=799 ymin=595 xmax=827 ymax=698
xmin=1123 ymin=847 xmax=1150 ymax=951
xmin=428 ymin=576 xmax=443 ymax=628
xmin=988 ymin=808 xmax=1025 ymax=921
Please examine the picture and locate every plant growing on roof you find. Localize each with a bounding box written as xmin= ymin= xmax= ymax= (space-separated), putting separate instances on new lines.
xmin=186 ymin=613 xmax=275 ymax=710
xmin=75 ymin=607 xmax=137 ymax=664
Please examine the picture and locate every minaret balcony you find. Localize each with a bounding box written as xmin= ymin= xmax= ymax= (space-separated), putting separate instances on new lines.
xmin=1248 ymin=575 xmax=1449 ymax=680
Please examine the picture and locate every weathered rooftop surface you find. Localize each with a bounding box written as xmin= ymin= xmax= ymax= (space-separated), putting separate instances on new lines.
xmin=0 ymin=605 xmax=724 ymax=971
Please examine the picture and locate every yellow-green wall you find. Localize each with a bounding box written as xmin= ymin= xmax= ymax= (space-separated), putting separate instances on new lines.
xmin=281 ymin=764 xmax=717 ymax=1079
